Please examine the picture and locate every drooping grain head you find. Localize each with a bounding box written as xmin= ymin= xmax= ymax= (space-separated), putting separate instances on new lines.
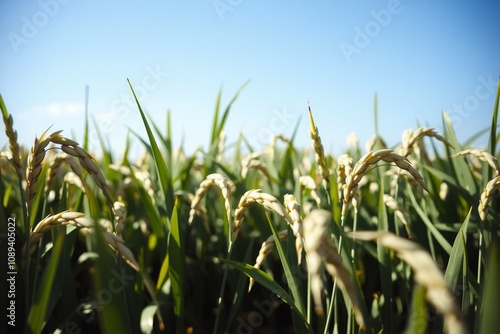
xmin=248 ymin=229 xmax=288 ymax=292
xmin=189 ymin=173 xmax=233 ymax=224
xmin=342 ymin=149 xmax=428 ymax=219
xmin=348 ymin=231 xmax=467 ymax=334
xmin=365 ymin=135 xmax=388 ymax=153
xmin=346 ymin=132 xmax=359 ymax=150
xmin=453 ymin=149 xmax=500 ymax=176
xmin=284 ymin=194 xmax=303 ymax=264
xmin=27 ymin=211 xmax=93 ymax=256
xmin=113 ymin=200 xmax=126 ymax=237
xmin=299 ymin=175 xmax=321 ymax=208
xmin=303 ymin=209 xmax=366 ymax=328
xmin=400 ymin=127 xmax=452 ymax=157
xmin=337 ymin=154 xmax=353 ymax=201
xmin=45 ymin=152 xmax=69 ymax=193
xmin=478 ymin=175 xmax=500 ymax=220
xmin=232 ymin=189 xmax=293 ymax=242
xmin=59 ymin=144 xmax=114 ymax=207
xmin=383 ymin=194 xmax=411 ymax=237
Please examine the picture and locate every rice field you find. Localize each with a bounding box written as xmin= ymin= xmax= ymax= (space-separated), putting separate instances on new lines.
xmin=1 ymin=79 xmax=500 ymax=333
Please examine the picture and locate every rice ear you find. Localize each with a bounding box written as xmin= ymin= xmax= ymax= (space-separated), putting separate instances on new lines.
xmin=348 ymin=230 xmax=467 ymax=334
xmin=303 ymin=209 xmax=367 ymax=329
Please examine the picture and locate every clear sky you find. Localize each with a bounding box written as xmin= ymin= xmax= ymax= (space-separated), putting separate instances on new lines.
xmin=1 ymin=1 xmax=499 ymax=159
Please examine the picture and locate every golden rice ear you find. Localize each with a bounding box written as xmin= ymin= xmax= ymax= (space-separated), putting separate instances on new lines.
xmin=248 ymin=229 xmax=288 ymax=292
xmin=27 ymin=211 xmax=94 ymax=257
xmin=26 ymin=130 xmax=64 ymax=214
xmin=189 ymin=173 xmax=232 ymax=225
xmin=303 ymin=209 xmax=367 ymax=329
xmin=453 ymin=149 xmax=500 ymax=175
xmin=342 ymin=149 xmax=428 ymax=219
xmin=232 ymin=189 xmax=293 ymax=242
xmin=348 ymin=231 xmax=467 ymax=334
xmin=337 ymin=154 xmax=353 ymax=196
xmin=1 ymin=102 xmax=23 ymax=179
xmin=478 ymin=175 xmax=500 ymax=220
xmin=284 ymin=194 xmax=303 ymax=265
xmin=400 ymin=127 xmax=452 ymax=157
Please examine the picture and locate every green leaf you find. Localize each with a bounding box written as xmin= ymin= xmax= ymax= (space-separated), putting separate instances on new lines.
xmin=267 ymin=212 xmax=306 ymax=316
xmin=442 ymin=111 xmax=477 ymax=195
xmin=224 ymin=242 xmax=255 ymax=333
xmin=444 ymin=208 xmax=471 ymax=294
xmin=89 ymin=224 xmax=133 ymax=334
xmin=488 ymin=76 xmax=499 ymax=157
xmin=128 ymin=79 xmax=175 ymax=219
xmin=377 ymin=179 xmax=393 ymax=334
xmin=156 ymin=252 xmax=169 ymax=291
xmin=406 ymin=187 xmax=452 ymax=254
xmin=405 ymin=284 xmax=428 ymax=334
xmin=210 ymin=80 xmax=250 ymax=146
xmin=168 ymin=198 xmax=184 ymax=332
xmin=26 ymin=231 xmax=65 ymax=333
xmin=91 ymin=114 xmax=113 ymax=169
xmin=479 ymin=237 xmax=500 ymax=334
xmin=124 ymin=157 xmax=167 ymax=257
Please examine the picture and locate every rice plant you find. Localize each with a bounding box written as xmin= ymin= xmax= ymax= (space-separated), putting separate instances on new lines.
xmin=0 ymin=76 xmax=499 ymax=334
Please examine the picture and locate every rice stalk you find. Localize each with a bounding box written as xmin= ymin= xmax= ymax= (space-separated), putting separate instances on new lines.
xmin=348 ymin=231 xmax=467 ymax=334
xmin=303 ymin=209 xmax=367 ymax=329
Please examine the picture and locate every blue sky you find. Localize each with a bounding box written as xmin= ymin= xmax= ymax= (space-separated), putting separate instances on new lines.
xmin=1 ymin=1 xmax=499 ymax=158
